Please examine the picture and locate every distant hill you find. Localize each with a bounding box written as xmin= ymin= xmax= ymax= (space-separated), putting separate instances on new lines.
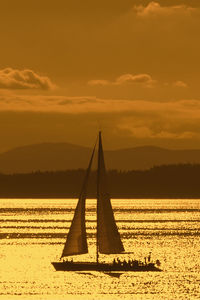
xmin=0 ymin=142 xmax=200 ymax=174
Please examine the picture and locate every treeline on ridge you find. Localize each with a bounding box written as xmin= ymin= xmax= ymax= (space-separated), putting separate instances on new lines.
xmin=0 ymin=163 xmax=200 ymax=198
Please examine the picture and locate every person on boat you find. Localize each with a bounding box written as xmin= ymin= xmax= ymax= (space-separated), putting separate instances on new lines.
xmin=113 ymin=258 xmax=117 ymax=266
xmin=132 ymin=259 xmax=139 ymax=267
xmin=156 ymin=259 xmax=161 ymax=266
xmin=148 ymin=252 xmax=151 ymax=263
xmin=123 ymin=259 xmax=128 ymax=267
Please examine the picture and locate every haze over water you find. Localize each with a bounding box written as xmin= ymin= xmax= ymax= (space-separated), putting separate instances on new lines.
xmin=0 ymin=198 xmax=199 ymax=299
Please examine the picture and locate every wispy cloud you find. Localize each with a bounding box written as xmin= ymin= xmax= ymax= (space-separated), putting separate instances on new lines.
xmin=88 ymin=79 xmax=110 ymax=86
xmin=88 ymin=73 xmax=155 ymax=88
xmin=173 ymin=80 xmax=188 ymax=88
xmin=0 ymin=68 xmax=55 ymax=90
xmin=118 ymin=124 xmax=199 ymax=140
xmin=134 ymin=1 xmax=195 ymax=18
xmin=116 ymin=73 xmax=155 ymax=87
xmin=1 ymin=95 xmax=200 ymax=145
xmin=0 ymin=94 xmax=200 ymax=117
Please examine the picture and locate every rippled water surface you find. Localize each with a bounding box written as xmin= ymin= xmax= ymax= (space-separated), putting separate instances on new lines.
xmin=0 ymin=198 xmax=200 ymax=299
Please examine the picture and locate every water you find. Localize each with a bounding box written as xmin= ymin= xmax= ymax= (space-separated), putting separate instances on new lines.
xmin=0 ymin=198 xmax=200 ymax=299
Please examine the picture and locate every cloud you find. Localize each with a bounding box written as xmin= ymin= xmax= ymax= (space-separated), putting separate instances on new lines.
xmin=88 ymin=73 xmax=155 ymax=88
xmin=173 ymin=81 xmax=188 ymax=88
xmin=1 ymin=95 xmax=200 ymax=148
xmin=1 ymin=94 xmax=200 ymax=118
xmin=116 ymin=73 xmax=155 ymax=87
xmin=134 ymin=1 xmax=195 ymax=18
xmin=118 ymin=124 xmax=199 ymax=141
xmin=87 ymin=79 xmax=110 ymax=86
xmin=0 ymin=68 xmax=55 ymax=90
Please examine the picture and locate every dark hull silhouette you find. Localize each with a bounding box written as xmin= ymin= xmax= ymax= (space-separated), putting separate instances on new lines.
xmin=52 ymin=261 xmax=161 ymax=272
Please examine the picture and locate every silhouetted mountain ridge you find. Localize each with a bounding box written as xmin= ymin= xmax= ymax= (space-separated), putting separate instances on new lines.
xmin=0 ymin=142 xmax=200 ymax=173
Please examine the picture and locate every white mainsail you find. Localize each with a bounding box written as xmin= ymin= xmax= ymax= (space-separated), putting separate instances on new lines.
xmin=61 ymin=144 xmax=96 ymax=257
xmin=97 ymin=132 xmax=124 ymax=254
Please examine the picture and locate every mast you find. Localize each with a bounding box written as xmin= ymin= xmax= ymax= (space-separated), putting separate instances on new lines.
xmin=96 ymin=131 xmax=101 ymax=264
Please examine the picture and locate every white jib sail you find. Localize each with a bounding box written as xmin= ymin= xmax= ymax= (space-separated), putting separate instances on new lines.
xmin=97 ymin=132 xmax=124 ymax=254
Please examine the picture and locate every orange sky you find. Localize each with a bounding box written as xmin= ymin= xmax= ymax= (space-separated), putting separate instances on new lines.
xmin=0 ymin=0 xmax=200 ymax=151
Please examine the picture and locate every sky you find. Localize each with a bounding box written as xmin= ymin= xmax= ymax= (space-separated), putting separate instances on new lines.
xmin=0 ymin=0 xmax=200 ymax=151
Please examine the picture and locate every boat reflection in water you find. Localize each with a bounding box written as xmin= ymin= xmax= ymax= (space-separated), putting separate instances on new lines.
xmin=52 ymin=132 xmax=161 ymax=272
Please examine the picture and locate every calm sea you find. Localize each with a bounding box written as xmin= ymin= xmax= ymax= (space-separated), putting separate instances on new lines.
xmin=0 ymin=198 xmax=199 ymax=300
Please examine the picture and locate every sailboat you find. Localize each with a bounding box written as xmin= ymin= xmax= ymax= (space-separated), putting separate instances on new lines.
xmin=52 ymin=132 xmax=161 ymax=272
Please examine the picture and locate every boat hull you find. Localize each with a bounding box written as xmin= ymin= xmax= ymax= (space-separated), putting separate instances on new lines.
xmin=52 ymin=261 xmax=161 ymax=272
